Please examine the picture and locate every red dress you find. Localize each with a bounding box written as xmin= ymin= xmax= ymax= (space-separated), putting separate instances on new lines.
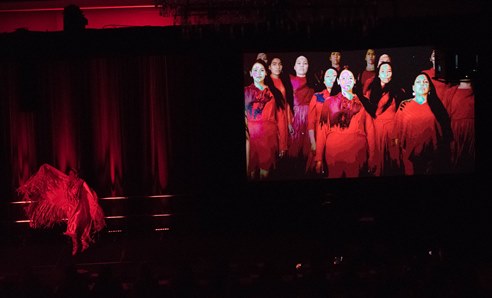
xmin=17 ymin=164 xmax=106 ymax=255
xmin=307 ymin=89 xmax=331 ymax=171
xmin=245 ymin=84 xmax=287 ymax=175
xmin=443 ymin=86 xmax=475 ymax=172
xmin=288 ymin=75 xmax=315 ymax=158
xmin=394 ymin=100 xmax=442 ymax=175
xmin=271 ymin=76 xmax=294 ymax=149
xmin=315 ymin=93 xmax=376 ymax=178
xmin=365 ymin=90 xmax=400 ymax=176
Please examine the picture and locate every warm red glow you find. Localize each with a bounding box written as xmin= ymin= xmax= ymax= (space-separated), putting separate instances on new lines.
xmin=0 ymin=7 xmax=174 ymax=33
xmin=91 ymin=59 xmax=123 ymax=196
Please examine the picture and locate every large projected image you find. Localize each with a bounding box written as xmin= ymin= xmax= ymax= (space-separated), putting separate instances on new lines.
xmin=244 ymin=47 xmax=476 ymax=180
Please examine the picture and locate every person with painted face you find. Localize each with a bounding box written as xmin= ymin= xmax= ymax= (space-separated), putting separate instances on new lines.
xmin=394 ymin=72 xmax=453 ymax=175
xmin=357 ymin=62 xmax=406 ymax=175
xmin=288 ymin=56 xmax=315 ymax=167
xmin=314 ymin=69 xmax=377 ymax=178
xmin=307 ymin=67 xmax=340 ymax=174
xmin=362 ymin=53 xmax=392 ymax=95
xmin=245 ymin=59 xmax=288 ymax=179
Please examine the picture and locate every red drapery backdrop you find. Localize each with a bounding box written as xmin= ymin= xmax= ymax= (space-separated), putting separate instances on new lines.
xmin=1 ymin=54 xmax=170 ymax=199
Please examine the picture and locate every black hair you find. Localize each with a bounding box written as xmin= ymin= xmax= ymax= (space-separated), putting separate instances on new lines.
xmin=250 ymin=59 xmax=285 ymax=110
xmin=365 ymin=62 xmax=406 ymax=117
xmin=324 ymin=66 xmax=341 ymax=96
xmin=418 ymin=72 xmax=453 ymax=145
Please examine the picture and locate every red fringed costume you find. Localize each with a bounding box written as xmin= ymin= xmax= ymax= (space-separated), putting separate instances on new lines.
xmin=245 ymin=84 xmax=287 ymax=176
xmin=365 ymin=90 xmax=400 ymax=176
xmin=422 ymin=68 xmax=449 ymax=102
xmin=17 ymin=164 xmax=106 ymax=255
xmin=394 ymin=100 xmax=442 ymax=175
xmin=443 ymin=86 xmax=475 ymax=172
xmin=307 ymin=89 xmax=331 ymax=172
xmin=289 ymin=75 xmax=315 ymax=158
xmin=315 ymin=93 xmax=376 ymax=178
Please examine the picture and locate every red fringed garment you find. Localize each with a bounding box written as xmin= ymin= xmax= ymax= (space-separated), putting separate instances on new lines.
xmin=17 ymin=164 xmax=105 ymax=255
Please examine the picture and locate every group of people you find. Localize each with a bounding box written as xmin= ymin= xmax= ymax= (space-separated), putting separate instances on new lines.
xmin=244 ymin=49 xmax=475 ymax=180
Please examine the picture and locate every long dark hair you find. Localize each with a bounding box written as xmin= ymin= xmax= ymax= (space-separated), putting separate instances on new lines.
xmin=323 ymin=66 xmax=341 ymax=96
xmin=264 ymin=57 xmax=294 ymax=113
xmin=319 ymin=69 xmax=342 ymax=126
xmin=248 ymin=59 xmax=284 ymax=110
xmin=366 ymin=62 xmax=405 ymax=117
xmin=419 ymin=72 xmax=453 ymax=144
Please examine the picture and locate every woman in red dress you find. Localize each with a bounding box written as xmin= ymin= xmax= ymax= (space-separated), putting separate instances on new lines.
xmin=307 ymin=67 xmax=340 ymax=174
xmin=245 ymin=59 xmax=288 ymax=179
xmin=394 ymin=72 xmax=453 ymax=175
xmin=314 ymin=69 xmax=377 ymax=178
xmin=288 ymin=55 xmax=315 ymax=165
xmin=358 ymin=62 xmax=406 ymax=176
xmin=17 ymin=163 xmax=105 ymax=255
xmin=265 ymin=56 xmax=295 ymax=157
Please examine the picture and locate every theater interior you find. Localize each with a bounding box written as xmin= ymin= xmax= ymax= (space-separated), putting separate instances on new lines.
xmin=0 ymin=1 xmax=490 ymax=297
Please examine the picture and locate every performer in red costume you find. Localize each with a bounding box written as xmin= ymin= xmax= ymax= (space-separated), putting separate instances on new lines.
xmin=363 ymin=53 xmax=392 ymax=95
xmin=266 ymin=57 xmax=295 ymax=153
xmin=394 ymin=73 xmax=453 ymax=175
xmin=17 ymin=164 xmax=105 ymax=255
xmin=288 ymin=55 xmax=315 ymax=163
xmin=357 ymin=49 xmax=377 ymax=95
xmin=442 ymin=76 xmax=475 ymax=173
xmin=245 ymin=59 xmax=288 ymax=179
xmin=307 ymin=67 xmax=340 ymax=173
xmin=422 ymin=49 xmax=449 ymax=102
xmin=357 ymin=62 xmax=406 ymax=176
xmin=314 ymin=69 xmax=377 ymax=178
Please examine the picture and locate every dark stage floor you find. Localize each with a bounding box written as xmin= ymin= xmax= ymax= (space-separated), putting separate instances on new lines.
xmin=1 ymin=194 xmax=492 ymax=297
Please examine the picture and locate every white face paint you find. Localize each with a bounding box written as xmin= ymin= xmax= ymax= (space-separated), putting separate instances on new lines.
xmin=379 ymin=63 xmax=393 ymax=85
xmin=413 ymin=74 xmax=430 ymax=97
xmin=338 ymin=69 xmax=355 ymax=92
xmin=324 ymin=68 xmax=338 ymax=89
xmin=250 ymin=62 xmax=266 ymax=85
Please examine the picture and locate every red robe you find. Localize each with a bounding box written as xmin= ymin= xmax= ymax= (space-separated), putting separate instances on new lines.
xmin=315 ymin=93 xmax=376 ymax=178
xmin=288 ymin=75 xmax=315 ymax=158
xmin=17 ymin=164 xmax=105 ymax=255
xmin=443 ymin=86 xmax=475 ymax=172
xmin=271 ymin=76 xmax=294 ymax=148
xmin=394 ymin=100 xmax=442 ymax=175
xmin=422 ymin=68 xmax=449 ymax=103
xmin=245 ymin=84 xmax=287 ymax=175
xmin=364 ymin=90 xmax=400 ymax=176
xmin=359 ymin=69 xmax=376 ymax=95
xmin=307 ymin=89 xmax=331 ymax=172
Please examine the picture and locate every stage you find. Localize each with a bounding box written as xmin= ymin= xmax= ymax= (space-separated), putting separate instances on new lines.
xmin=1 ymin=193 xmax=491 ymax=297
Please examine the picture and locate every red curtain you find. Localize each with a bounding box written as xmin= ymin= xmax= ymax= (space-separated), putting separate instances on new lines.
xmin=1 ymin=54 xmax=170 ymax=199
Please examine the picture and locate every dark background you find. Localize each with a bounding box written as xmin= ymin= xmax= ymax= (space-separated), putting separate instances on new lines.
xmin=0 ymin=11 xmax=489 ymax=237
